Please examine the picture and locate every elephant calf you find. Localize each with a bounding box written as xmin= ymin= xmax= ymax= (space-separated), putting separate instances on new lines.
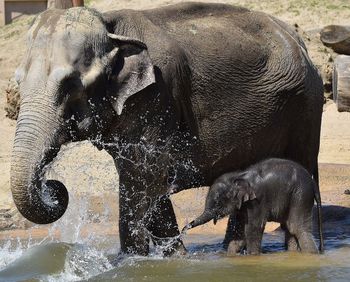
xmin=183 ymin=158 xmax=324 ymax=255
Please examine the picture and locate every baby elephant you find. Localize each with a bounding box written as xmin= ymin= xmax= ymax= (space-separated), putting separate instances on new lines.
xmin=183 ymin=158 xmax=324 ymax=255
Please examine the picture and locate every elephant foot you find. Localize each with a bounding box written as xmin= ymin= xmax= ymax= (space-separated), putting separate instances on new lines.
xmin=146 ymin=196 xmax=187 ymax=256
xmin=119 ymin=223 xmax=150 ymax=256
xmin=227 ymin=240 xmax=245 ymax=256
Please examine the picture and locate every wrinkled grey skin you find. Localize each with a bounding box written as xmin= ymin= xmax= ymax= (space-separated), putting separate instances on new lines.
xmin=184 ymin=158 xmax=324 ymax=255
xmin=11 ymin=3 xmax=323 ymax=256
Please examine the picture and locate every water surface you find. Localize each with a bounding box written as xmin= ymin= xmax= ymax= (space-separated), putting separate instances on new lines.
xmin=0 ymin=229 xmax=349 ymax=282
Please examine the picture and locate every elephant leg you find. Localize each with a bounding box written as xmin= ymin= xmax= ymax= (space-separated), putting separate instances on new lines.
xmin=119 ymin=185 xmax=150 ymax=255
xmin=227 ymin=239 xmax=245 ymax=256
xmin=223 ymin=214 xmax=235 ymax=249
xmin=295 ymin=231 xmax=318 ymax=253
xmin=285 ymin=232 xmax=299 ymax=252
xmin=291 ymin=217 xmax=318 ymax=253
xmin=225 ymin=211 xmax=246 ymax=255
xmin=245 ymin=225 xmax=264 ymax=255
xmin=281 ymin=223 xmax=299 ymax=251
xmin=245 ymin=209 xmax=265 ymax=255
xmin=119 ymin=193 xmax=149 ymax=256
xmin=286 ymin=211 xmax=318 ymax=254
xmin=146 ymin=196 xmax=185 ymax=256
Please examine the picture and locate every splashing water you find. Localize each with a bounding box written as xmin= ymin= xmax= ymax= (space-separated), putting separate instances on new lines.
xmin=0 ymin=138 xmax=201 ymax=281
xmin=1 ymin=142 xmax=350 ymax=281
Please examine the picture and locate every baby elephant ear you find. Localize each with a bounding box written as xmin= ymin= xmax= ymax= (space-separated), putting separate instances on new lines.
xmin=107 ymin=33 xmax=156 ymax=115
xmin=233 ymin=179 xmax=256 ymax=210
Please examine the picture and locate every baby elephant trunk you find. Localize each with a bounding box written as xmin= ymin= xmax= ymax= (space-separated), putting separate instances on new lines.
xmin=182 ymin=211 xmax=216 ymax=232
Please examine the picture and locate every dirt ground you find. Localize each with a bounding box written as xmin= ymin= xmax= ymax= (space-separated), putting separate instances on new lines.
xmin=0 ymin=0 xmax=350 ymax=238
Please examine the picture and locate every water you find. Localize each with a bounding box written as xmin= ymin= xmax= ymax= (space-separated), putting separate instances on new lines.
xmin=0 ymin=227 xmax=349 ymax=282
xmin=1 ymin=143 xmax=350 ymax=281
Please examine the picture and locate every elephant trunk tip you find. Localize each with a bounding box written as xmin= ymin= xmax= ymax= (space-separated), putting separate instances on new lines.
xmin=167 ymin=184 xmax=180 ymax=195
xmin=14 ymin=180 xmax=69 ymax=224
xmin=39 ymin=180 xmax=69 ymax=224
xmin=181 ymin=222 xmax=193 ymax=233
xmin=184 ymin=211 xmax=215 ymax=231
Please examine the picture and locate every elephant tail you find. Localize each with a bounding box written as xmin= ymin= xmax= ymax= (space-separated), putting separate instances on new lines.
xmin=313 ymin=180 xmax=324 ymax=253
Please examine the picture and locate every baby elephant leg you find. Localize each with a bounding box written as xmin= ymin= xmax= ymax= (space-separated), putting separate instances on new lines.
xmin=226 ymin=211 xmax=246 ymax=256
xmin=245 ymin=213 xmax=265 ymax=255
xmin=223 ymin=214 xmax=236 ymax=249
xmin=286 ymin=231 xmax=300 ymax=251
xmin=245 ymin=226 xmax=264 ymax=255
xmin=281 ymin=223 xmax=299 ymax=251
xmin=287 ymin=216 xmax=318 ymax=253
xmin=296 ymin=231 xmax=318 ymax=253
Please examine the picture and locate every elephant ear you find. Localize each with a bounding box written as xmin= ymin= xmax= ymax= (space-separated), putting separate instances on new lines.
xmin=232 ymin=179 xmax=257 ymax=210
xmin=107 ymin=33 xmax=156 ymax=115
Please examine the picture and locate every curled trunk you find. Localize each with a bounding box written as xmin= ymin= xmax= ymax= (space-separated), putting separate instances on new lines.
xmin=10 ymin=98 xmax=69 ymax=224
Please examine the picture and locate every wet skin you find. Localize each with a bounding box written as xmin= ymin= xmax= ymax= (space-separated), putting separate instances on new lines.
xmin=184 ymin=158 xmax=324 ymax=255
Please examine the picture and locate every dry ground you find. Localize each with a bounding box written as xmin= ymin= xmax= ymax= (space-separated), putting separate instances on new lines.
xmin=0 ymin=0 xmax=350 ymax=238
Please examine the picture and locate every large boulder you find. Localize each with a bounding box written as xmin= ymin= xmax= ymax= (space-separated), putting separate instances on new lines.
xmin=320 ymin=25 xmax=350 ymax=55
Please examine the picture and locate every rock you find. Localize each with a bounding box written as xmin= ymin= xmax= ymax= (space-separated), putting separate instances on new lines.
xmin=320 ymin=25 xmax=350 ymax=55
xmin=4 ymin=77 xmax=20 ymax=120
xmin=333 ymin=55 xmax=350 ymax=112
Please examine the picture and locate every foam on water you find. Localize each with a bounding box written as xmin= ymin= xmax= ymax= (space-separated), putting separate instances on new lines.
xmin=0 ymin=141 xmax=119 ymax=281
xmin=44 ymin=244 xmax=113 ymax=282
xmin=0 ymin=239 xmax=25 ymax=270
xmin=0 ymin=193 xmax=117 ymax=282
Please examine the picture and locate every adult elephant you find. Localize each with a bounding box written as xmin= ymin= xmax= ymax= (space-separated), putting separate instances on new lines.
xmin=11 ymin=3 xmax=323 ymax=255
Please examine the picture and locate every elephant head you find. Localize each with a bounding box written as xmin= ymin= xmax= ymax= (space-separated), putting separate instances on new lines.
xmin=183 ymin=175 xmax=257 ymax=231
xmin=11 ymin=7 xmax=155 ymax=224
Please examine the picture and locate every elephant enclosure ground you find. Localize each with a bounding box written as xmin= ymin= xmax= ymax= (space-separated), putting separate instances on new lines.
xmin=0 ymin=0 xmax=350 ymax=237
